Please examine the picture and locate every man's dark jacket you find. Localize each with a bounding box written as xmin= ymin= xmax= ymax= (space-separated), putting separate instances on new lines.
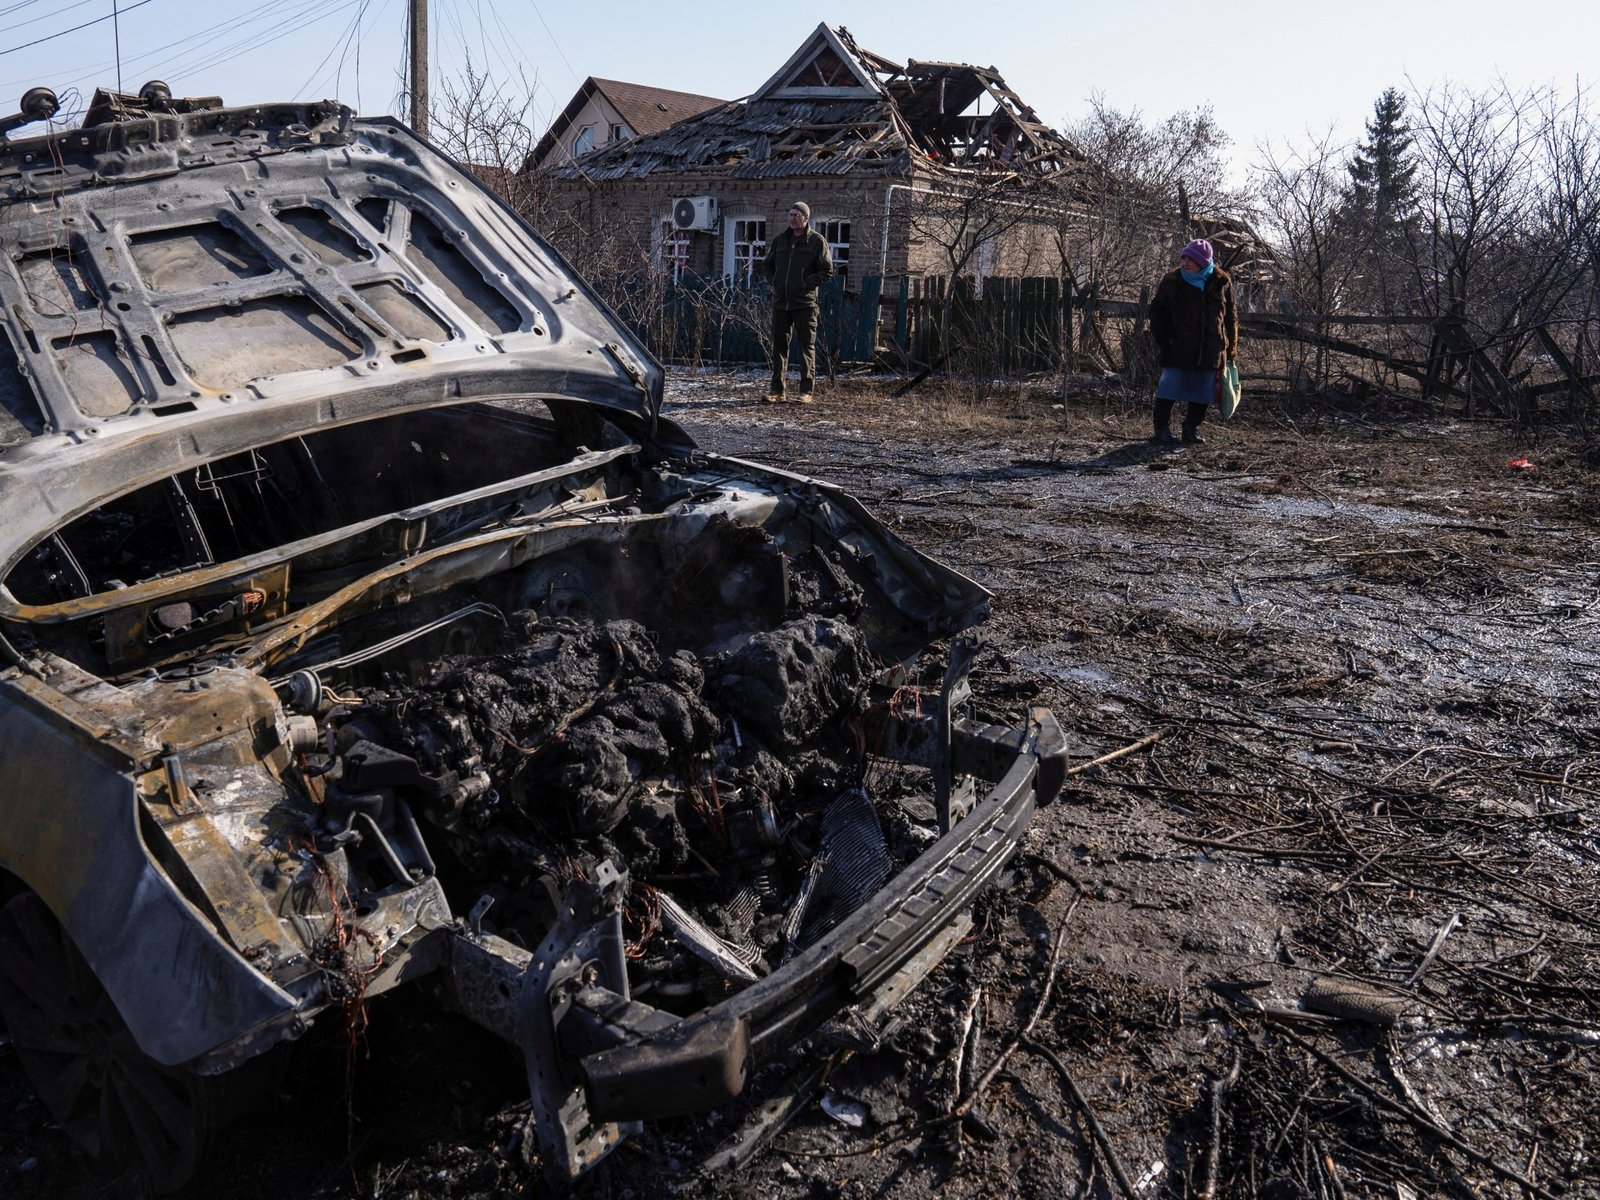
xmin=1149 ymin=266 xmax=1238 ymax=369
xmin=761 ymin=228 xmax=833 ymax=309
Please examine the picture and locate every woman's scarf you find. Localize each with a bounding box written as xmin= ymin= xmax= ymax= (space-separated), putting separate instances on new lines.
xmin=1179 ymin=260 xmax=1215 ymax=290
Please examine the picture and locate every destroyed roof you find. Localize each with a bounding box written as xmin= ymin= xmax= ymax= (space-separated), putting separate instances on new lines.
xmin=530 ymin=77 xmax=727 ymax=167
xmin=1190 ymin=215 xmax=1281 ymax=285
xmin=545 ymin=24 xmax=1081 ymax=182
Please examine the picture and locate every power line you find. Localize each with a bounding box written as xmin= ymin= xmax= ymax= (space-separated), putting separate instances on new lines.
xmin=149 ymin=0 xmax=328 ymax=78
xmin=0 ymin=1 xmax=52 ymax=23
xmin=523 ymin=0 xmax=578 ymax=87
xmin=0 ymin=0 xmax=96 ymax=38
xmin=152 ymin=0 xmax=355 ymax=82
xmin=336 ymin=0 xmax=384 ymax=107
xmin=1 ymin=0 xmax=304 ymax=92
xmin=176 ymin=2 xmax=367 ymax=81
xmin=0 ymin=0 xmax=155 ymax=58
xmin=478 ymin=0 xmax=558 ymax=132
xmin=293 ymin=0 xmax=370 ymax=100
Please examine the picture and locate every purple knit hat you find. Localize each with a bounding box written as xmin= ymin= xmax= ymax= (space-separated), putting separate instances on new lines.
xmin=1180 ymin=238 xmax=1214 ymax=267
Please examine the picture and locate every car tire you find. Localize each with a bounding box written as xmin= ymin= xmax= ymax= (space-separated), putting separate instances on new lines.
xmin=0 ymin=891 xmax=222 ymax=1194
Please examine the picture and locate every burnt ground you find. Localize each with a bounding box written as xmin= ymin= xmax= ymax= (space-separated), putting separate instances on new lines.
xmin=5 ymin=369 xmax=1600 ymax=1199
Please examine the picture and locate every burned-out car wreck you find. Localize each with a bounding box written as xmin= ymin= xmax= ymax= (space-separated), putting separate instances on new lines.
xmin=0 ymin=87 xmax=1062 ymax=1191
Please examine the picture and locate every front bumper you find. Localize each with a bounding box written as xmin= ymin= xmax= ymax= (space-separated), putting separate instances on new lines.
xmin=443 ymin=703 xmax=1065 ymax=1178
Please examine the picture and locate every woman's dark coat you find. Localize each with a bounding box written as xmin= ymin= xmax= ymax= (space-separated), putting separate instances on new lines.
xmin=1149 ymin=266 xmax=1238 ymax=370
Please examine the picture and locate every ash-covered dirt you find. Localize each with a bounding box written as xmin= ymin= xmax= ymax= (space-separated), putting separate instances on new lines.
xmin=5 ymin=370 xmax=1599 ymax=1200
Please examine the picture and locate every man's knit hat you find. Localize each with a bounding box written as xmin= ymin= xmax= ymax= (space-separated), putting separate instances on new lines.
xmin=790 ymin=200 xmax=811 ymax=219
xmin=1180 ymin=238 xmax=1214 ymax=266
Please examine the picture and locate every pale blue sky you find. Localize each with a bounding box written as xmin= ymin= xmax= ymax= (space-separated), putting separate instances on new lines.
xmin=4 ymin=0 xmax=1595 ymax=172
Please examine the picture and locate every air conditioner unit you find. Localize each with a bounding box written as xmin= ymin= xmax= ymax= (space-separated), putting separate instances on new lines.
xmin=672 ymin=196 xmax=718 ymax=232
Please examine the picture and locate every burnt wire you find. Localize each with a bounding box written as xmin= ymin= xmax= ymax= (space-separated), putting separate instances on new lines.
xmin=312 ymin=858 xmax=384 ymax=1174
xmin=624 ymin=884 xmax=662 ymax=960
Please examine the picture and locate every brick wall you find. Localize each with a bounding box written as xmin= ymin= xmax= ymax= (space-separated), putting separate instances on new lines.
xmin=534 ymin=169 xmax=1075 ymax=286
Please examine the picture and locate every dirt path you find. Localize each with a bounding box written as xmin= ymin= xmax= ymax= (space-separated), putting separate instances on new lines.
xmin=5 ymin=370 xmax=1597 ymax=1199
xmin=649 ymin=372 xmax=1600 ymax=1200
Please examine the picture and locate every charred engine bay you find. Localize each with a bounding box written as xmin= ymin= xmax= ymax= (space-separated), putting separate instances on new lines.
xmin=6 ymin=374 xmax=1600 ymax=1200
xmin=319 ymin=603 xmax=900 ymax=979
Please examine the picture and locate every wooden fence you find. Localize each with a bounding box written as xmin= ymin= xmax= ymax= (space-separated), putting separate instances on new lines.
xmin=598 ymin=272 xmax=1597 ymax=412
xmin=605 ymin=275 xmax=882 ymax=369
xmin=613 ymin=274 xmax=1143 ymax=375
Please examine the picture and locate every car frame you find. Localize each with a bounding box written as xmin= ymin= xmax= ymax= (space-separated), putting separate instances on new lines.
xmin=0 ymin=88 xmax=1062 ymax=1190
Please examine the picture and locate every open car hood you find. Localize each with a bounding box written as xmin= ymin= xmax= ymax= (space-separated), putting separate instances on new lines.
xmin=0 ymin=98 xmax=662 ymax=582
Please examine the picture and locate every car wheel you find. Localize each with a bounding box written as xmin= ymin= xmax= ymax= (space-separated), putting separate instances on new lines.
xmin=0 ymin=891 xmax=219 ymax=1194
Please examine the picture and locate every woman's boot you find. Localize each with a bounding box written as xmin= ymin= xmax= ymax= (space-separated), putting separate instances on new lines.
xmin=1151 ymin=398 xmax=1178 ymax=443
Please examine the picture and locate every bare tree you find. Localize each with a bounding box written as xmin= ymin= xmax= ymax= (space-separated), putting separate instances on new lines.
xmin=1524 ymin=83 xmax=1600 ymax=394
xmin=1251 ymin=129 xmax=1364 ymax=386
xmin=428 ymin=58 xmax=547 ymax=219
xmin=1403 ymin=79 xmax=1600 ymax=414
xmin=897 ymin=169 xmax=1072 ymax=377
xmin=1059 ymin=95 xmax=1244 ymax=296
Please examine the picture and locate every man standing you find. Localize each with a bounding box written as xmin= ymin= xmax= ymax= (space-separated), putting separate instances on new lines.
xmin=761 ymin=201 xmax=833 ymax=403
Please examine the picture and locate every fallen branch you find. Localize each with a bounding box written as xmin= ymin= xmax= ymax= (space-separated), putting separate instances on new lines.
xmin=1279 ymin=1028 xmax=1559 ymax=1200
xmin=1066 ymin=730 xmax=1164 ymax=777
xmin=1200 ymin=1051 xmax=1242 ymax=1200
xmin=1023 ymin=1037 xmax=1139 ymax=1200
xmin=947 ymin=985 xmax=982 ymax=1114
xmin=951 ymin=895 xmax=1080 ymax=1119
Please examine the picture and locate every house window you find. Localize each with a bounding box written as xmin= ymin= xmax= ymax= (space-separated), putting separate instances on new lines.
xmin=974 ymin=233 xmax=997 ymax=281
xmin=608 ymin=123 xmax=627 ymax=143
xmin=814 ymin=218 xmax=851 ymax=284
xmin=724 ymin=216 xmax=767 ymax=283
xmin=653 ymin=217 xmax=691 ymax=282
xmin=571 ymin=125 xmax=595 ymax=155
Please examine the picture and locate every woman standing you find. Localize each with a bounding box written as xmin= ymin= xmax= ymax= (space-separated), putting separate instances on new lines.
xmin=1147 ymin=238 xmax=1238 ymax=445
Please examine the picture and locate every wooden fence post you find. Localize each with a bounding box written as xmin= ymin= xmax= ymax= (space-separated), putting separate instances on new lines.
xmin=892 ymin=276 xmax=908 ymax=365
xmin=1079 ymin=282 xmax=1099 ymax=367
xmin=1062 ymin=280 xmax=1076 ymax=373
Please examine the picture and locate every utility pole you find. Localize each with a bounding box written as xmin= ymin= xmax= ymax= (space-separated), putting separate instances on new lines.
xmin=409 ymin=0 xmax=429 ymax=138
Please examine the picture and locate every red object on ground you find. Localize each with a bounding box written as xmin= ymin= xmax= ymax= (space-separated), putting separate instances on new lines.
xmin=1507 ymin=458 xmax=1536 ymax=470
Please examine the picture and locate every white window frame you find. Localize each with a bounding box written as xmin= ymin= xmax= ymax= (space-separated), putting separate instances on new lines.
xmin=608 ymin=122 xmax=627 ymax=143
xmin=973 ymin=232 xmax=997 ymax=282
xmin=652 ymin=216 xmax=691 ymax=282
xmin=721 ymin=214 xmax=768 ymax=283
xmin=571 ymin=124 xmax=595 ymax=156
xmin=812 ymin=216 xmax=851 ymax=284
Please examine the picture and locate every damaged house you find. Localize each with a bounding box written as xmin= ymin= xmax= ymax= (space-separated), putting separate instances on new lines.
xmin=536 ymin=24 xmax=1084 ymax=289
xmin=527 ymin=77 xmax=727 ymax=171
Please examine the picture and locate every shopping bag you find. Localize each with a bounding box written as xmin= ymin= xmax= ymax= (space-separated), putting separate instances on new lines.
xmin=1218 ymin=361 xmax=1242 ymax=419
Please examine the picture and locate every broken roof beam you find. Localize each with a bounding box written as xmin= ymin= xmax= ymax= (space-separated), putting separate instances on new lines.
xmin=786 ymin=121 xmax=890 ymax=132
xmin=974 ymin=74 xmax=1047 ymax=125
xmin=833 ymin=26 xmax=901 ymax=74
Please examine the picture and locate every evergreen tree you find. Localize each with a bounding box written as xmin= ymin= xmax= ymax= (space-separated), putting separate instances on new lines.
xmin=1344 ymin=87 xmax=1419 ymax=232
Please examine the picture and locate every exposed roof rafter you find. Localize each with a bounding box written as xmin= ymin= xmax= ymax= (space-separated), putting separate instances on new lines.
xmin=753 ymin=22 xmax=886 ymax=101
xmin=541 ymin=27 xmax=1082 ymax=183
